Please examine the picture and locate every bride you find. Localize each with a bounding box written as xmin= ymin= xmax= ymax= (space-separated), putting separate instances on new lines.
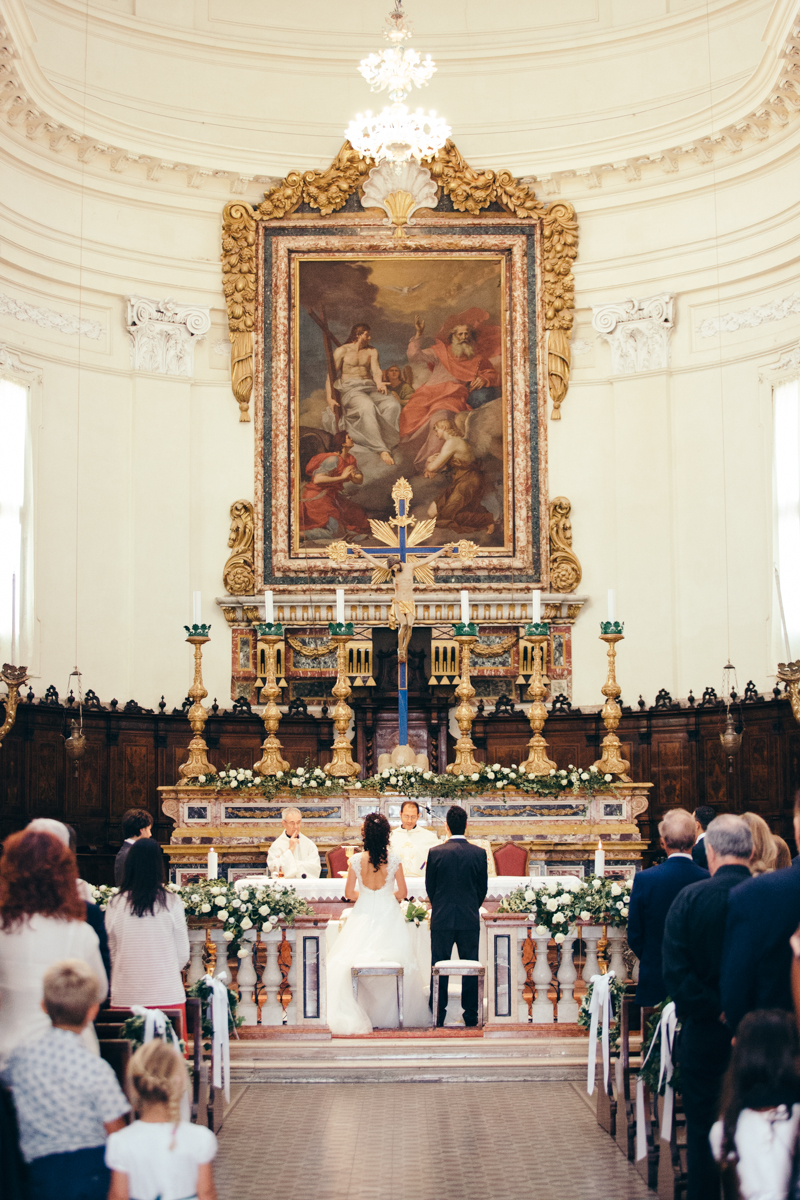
xmin=326 ymin=812 xmax=430 ymax=1034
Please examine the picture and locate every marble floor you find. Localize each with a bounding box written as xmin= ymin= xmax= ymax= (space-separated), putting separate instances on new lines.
xmin=214 ymin=1081 xmax=654 ymax=1199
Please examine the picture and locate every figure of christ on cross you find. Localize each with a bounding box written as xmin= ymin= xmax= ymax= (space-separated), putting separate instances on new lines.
xmin=348 ymin=542 xmax=457 ymax=663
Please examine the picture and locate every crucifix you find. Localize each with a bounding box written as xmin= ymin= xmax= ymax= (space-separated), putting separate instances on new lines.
xmin=327 ymin=478 xmax=477 ymax=764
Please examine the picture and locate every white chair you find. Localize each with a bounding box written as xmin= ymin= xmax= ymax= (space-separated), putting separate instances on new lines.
xmin=351 ymin=963 xmax=404 ymax=1028
xmin=431 ymin=959 xmax=485 ymax=1028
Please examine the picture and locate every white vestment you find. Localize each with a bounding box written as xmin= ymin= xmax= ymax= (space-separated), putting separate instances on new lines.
xmin=331 ymin=377 xmax=401 ymax=457
xmin=389 ymin=825 xmax=439 ymax=877
xmin=267 ymin=831 xmax=321 ymax=880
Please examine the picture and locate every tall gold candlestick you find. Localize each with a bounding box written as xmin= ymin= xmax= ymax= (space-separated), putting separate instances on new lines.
xmin=592 ymin=623 xmax=631 ymax=780
xmin=519 ymin=626 xmax=557 ymax=775
xmin=446 ymin=629 xmax=481 ymax=776
xmin=178 ymin=625 xmax=217 ymax=780
xmin=324 ymin=628 xmax=360 ymax=778
xmin=777 ymin=659 xmax=800 ymax=726
xmin=254 ymin=626 xmax=290 ymax=775
xmin=0 ymin=663 xmax=29 ymax=750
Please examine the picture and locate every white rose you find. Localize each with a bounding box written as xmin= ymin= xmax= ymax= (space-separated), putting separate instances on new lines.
xmin=622 ymin=907 xmax=629 ymax=918
xmin=389 ymin=776 xmax=397 ymax=785
xmin=546 ymin=898 xmax=559 ymax=912
xmin=553 ymin=912 xmax=565 ymax=924
xmin=217 ymin=909 xmax=228 ymax=921
xmin=259 ymin=905 xmax=270 ymax=916
xmin=269 ymin=915 xmax=279 ymax=926
xmin=590 ymin=766 xmax=598 ymax=774
xmin=580 ymin=910 xmax=592 ymax=922
xmin=254 ymin=777 xmax=262 ymax=784
xmin=210 ymin=887 xmax=222 ymax=896
xmin=275 ymin=771 xmax=283 ymax=778
xmin=310 ymin=781 xmax=317 ymax=787
xmin=354 ymin=782 xmax=362 ymax=789
xmin=604 ymin=774 xmax=613 ymax=782
xmin=200 ymin=903 xmax=211 ymax=913
xmin=382 ymin=769 xmax=390 ymax=778
xmin=423 ymin=771 xmax=432 ymax=780
xmin=554 ymin=932 xmax=566 ymax=944
xmin=237 ymin=771 xmax=245 ymax=779
xmin=223 ymin=930 xmax=234 ymax=942
xmin=325 ymin=780 xmax=332 ymax=787
xmin=240 ymin=916 xmax=253 ymax=930
xmin=245 ymin=770 xmax=253 ymax=778
xmin=470 ymin=773 xmax=480 ymax=781
xmin=237 ymin=948 xmax=250 ymax=959
xmin=214 ymin=896 xmax=226 ymax=907
xmin=524 ymin=889 xmax=535 ymax=902
xmin=493 ymin=763 xmax=501 ymax=771
xmin=535 ymin=925 xmax=550 ymax=937
xmin=593 ymin=879 xmax=602 ymax=890
xmin=297 ymin=768 xmax=305 ymax=776
xmin=496 ymin=781 xmax=504 ymax=789
xmin=616 ymin=901 xmax=624 ymax=910
xmin=549 ymin=769 xmax=556 ymax=776
xmin=240 ymin=890 xmax=249 ymax=901
xmin=610 ymin=883 xmax=622 ymax=897
xmin=198 ymin=775 xmax=206 ymax=784
xmin=226 ymin=914 xmax=235 ymax=923
xmin=509 ymin=773 xmax=517 ymax=780
xmin=558 ymin=770 xmax=567 ymax=777
xmin=580 ymin=772 xmax=589 ymax=781
xmin=486 ymin=771 xmax=495 ymax=779
xmin=191 ymin=893 xmax=201 ymax=903
xmin=231 ymin=899 xmax=241 ymax=909
xmin=230 ymin=779 xmax=238 ymax=788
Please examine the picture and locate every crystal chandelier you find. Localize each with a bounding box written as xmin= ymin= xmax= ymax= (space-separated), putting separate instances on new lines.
xmin=345 ymin=1 xmax=450 ymax=165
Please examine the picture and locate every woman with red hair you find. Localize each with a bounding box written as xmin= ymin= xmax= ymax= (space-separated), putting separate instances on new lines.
xmin=0 ymin=829 xmax=107 ymax=1058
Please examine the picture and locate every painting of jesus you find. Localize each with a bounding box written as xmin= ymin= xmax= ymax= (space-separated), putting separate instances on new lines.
xmin=291 ymin=253 xmax=508 ymax=554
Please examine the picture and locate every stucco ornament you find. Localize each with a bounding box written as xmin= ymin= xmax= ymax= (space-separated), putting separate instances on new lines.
xmin=592 ymin=294 xmax=674 ymax=375
xmin=126 ymin=297 xmax=210 ymax=377
xmin=360 ymin=160 xmax=439 ymax=236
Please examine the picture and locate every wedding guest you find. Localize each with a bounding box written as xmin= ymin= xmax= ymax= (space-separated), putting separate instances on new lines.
xmin=267 ymin=807 xmax=321 ymax=879
xmin=662 ymin=814 xmax=753 ymax=1200
xmin=114 ymin=809 xmax=153 ymax=886
xmin=626 ymin=808 xmax=708 ymax=1007
xmin=0 ymin=829 xmax=107 ymax=1059
xmin=389 ymin=800 xmax=439 ymax=877
xmin=1 ymin=960 xmax=129 ymax=1200
xmin=710 ymin=1009 xmax=800 ymax=1200
xmin=741 ymin=812 xmax=777 ymax=875
xmin=720 ymin=797 xmax=800 ymax=1031
xmin=774 ymin=835 xmax=792 ymax=871
xmin=105 ymin=839 xmax=189 ymax=1036
xmin=106 ymin=1040 xmax=217 ymax=1200
xmin=691 ymin=805 xmax=716 ymax=870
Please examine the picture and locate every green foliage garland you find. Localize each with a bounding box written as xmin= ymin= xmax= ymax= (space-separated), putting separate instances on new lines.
xmin=577 ymin=975 xmax=626 ymax=1052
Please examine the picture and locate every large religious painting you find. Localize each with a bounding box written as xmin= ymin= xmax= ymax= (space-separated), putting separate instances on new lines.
xmin=257 ymin=222 xmax=545 ymax=588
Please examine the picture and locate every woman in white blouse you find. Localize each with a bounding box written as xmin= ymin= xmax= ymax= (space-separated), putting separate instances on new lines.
xmin=105 ymin=839 xmax=189 ymax=1035
xmin=0 ymin=828 xmax=107 ymax=1059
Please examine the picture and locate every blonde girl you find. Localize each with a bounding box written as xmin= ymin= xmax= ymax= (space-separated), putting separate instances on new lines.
xmin=106 ymin=1040 xmax=217 ymax=1200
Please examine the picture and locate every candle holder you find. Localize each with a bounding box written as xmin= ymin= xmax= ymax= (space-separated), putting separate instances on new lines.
xmin=0 ymin=663 xmax=29 ymax=750
xmin=446 ymin=632 xmax=481 ymax=776
xmin=253 ymin=624 xmax=290 ymax=776
xmin=519 ymin=625 xmax=557 ymax=775
xmin=592 ymin=625 xmax=631 ymax=780
xmin=177 ymin=626 xmax=217 ymax=781
xmin=777 ymin=659 xmax=800 ymax=726
xmin=324 ymin=633 xmax=361 ymax=778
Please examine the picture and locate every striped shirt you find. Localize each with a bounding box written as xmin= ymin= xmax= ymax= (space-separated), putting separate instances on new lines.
xmin=105 ymin=891 xmax=190 ymax=1007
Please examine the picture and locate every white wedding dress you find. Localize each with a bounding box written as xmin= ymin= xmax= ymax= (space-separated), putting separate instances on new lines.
xmin=326 ymin=851 xmax=430 ymax=1034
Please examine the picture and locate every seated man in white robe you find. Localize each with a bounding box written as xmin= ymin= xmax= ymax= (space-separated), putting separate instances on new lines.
xmin=389 ymin=800 xmax=439 ymax=878
xmin=267 ymin=806 xmax=321 ymax=880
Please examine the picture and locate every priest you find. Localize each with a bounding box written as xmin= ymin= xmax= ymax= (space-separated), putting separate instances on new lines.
xmin=390 ymin=800 xmax=439 ymax=877
xmin=267 ymin=807 xmax=321 ymax=880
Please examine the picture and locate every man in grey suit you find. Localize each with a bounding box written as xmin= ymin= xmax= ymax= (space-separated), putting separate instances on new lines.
xmin=425 ymin=804 xmax=488 ymax=1027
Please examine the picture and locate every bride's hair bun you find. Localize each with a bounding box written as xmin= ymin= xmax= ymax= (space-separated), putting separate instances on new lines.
xmin=363 ymin=811 xmax=391 ymax=870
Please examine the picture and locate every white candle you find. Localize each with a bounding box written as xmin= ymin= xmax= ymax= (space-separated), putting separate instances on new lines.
xmin=336 ymin=588 xmax=345 ymax=624
xmin=207 ymin=847 xmax=218 ymax=880
xmin=594 ymin=838 xmax=606 ymax=877
xmin=460 ymin=590 xmax=470 ymax=624
xmin=11 ymin=572 xmax=16 ymax=664
xmin=192 ymin=591 xmax=201 ymax=624
xmin=607 ymin=590 xmax=616 ymax=623
xmin=532 ymin=589 xmax=541 ymax=623
xmin=264 ymin=589 xmax=274 ymax=624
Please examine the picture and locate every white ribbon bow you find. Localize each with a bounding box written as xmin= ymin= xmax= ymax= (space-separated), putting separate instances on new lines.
xmin=202 ymin=974 xmax=232 ymax=1103
xmin=636 ymin=1001 xmax=678 ymax=1160
xmin=130 ymin=1005 xmax=182 ymax=1053
xmin=586 ymin=971 xmax=616 ymax=1096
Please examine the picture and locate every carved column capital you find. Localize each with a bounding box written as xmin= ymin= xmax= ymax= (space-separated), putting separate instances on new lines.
xmin=126 ymin=296 xmax=211 ymax=377
xmin=592 ymin=293 xmax=675 ymax=375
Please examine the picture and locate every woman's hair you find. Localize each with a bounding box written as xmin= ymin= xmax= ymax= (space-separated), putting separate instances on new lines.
xmin=773 ymin=834 xmax=792 ymax=870
xmin=362 ymin=812 xmax=391 ymax=871
xmin=719 ymin=1009 xmax=800 ymax=1160
xmin=741 ymin=812 xmax=777 ymax=874
xmin=0 ymin=830 xmax=85 ymax=931
xmin=119 ymin=837 xmax=167 ymax=918
xmin=128 ymin=1040 xmax=187 ymax=1123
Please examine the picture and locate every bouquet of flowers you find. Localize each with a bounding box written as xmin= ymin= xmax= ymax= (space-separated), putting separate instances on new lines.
xmin=572 ymin=877 xmax=632 ymax=927
xmin=89 ymin=885 xmax=119 ymax=910
xmin=178 ymin=879 xmax=313 ymax=956
xmin=356 ymin=761 xmax=617 ymax=799
xmin=400 ymin=898 xmax=429 ymax=926
xmin=497 ymin=876 xmax=584 ymax=941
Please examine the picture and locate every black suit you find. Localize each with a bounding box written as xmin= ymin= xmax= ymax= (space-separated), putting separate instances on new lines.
xmin=627 ymin=854 xmax=709 ymax=1006
xmin=691 ymin=836 xmax=708 ymax=871
xmin=425 ymin=837 xmax=488 ymax=1026
xmin=114 ymin=840 xmax=134 ymax=885
xmin=662 ymin=864 xmax=751 ymax=1200
xmin=720 ymin=857 xmax=800 ymax=1032
xmin=85 ymin=899 xmax=111 ymax=987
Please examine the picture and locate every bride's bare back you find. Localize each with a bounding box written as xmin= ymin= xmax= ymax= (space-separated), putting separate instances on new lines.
xmin=345 ymin=853 xmax=407 ymax=900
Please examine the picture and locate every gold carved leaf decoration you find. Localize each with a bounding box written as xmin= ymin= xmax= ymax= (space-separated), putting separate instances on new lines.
xmin=326 ymin=541 xmax=350 ymax=565
xmin=221 ymin=201 xmax=257 ymax=421
xmin=367 ymin=519 xmax=400 ymax=549
xmin=370 ymin=565 xmax=394 ymax=587
xmin=287 ymin=636 xmax=336 ymax=659
xmin=406 ymin=518 xmax=437 ymax=547
xmin=547 ymin=329 xmax=570 ymax=422
xmin=473 ymin=633 xmax=518 ymax=658
xmin=454 ymin=539 xmax=480 ymax=563
xmin=409 ymin=557 xmax=435 ymax=588
xmin=222 ymin=500 xmax=255 ymax=596
xmin=549 ymin=496 xmax=582 ymax=594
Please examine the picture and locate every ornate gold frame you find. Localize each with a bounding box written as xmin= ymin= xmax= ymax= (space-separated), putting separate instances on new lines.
xmin=221 ymin=141 xmax=577 ymax=424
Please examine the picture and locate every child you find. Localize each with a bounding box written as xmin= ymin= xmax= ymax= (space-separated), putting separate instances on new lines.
xmin=710 ymin=1009 xmax=800 ymax=1200
xmin=1 ymin=958 xmax=131 ymax=1200
xmin=106 ymin=1039 xmax=217 ymax=1200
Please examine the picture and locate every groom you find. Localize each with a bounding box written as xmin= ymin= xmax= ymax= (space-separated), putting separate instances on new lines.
xmin=425 ymin=804 xmax=488 ymax=1027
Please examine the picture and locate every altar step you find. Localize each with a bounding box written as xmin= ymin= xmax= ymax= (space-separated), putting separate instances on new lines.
xmin=230 ymin=1034 xmax=591 ymax=1083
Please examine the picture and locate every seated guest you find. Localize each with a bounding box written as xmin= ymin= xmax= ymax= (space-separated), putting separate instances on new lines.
xmin=774 ymin=835 xmax=792 ymax=870
xmin=691 ymin=805 xmax=716 ymax=870
xmin=741 ymin=811 xmax=777 ymax=875
xmin=720 ymin=796 xmax=800 ymax=1032
xmin=105 ymin=839 xmax=190 ymax=1036
xmin=389 ymin=801 xmax=439 ymax=877
xmin=267 ymin=807 xmax=321 ymax=879
xmin=626 ymin=807 xmax=708 ymax=1007
xmin=114 ymin=809 xmax=153 ymax=886
xmin=662 ymin=814 xmax=753 ymax=1200
xmin=0 ymin=829 xmax=107 ymax=1059
xmin=1 ymin=960 xmax=130 ymax=1200
xmin=106 ymin=1040 xmax=217 ymax=1200
xmin=710 ymin=1010 xmax=800 ymax=1200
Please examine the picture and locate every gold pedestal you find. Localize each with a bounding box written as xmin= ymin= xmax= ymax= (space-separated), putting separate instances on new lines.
xmin=324 ymin=634 xmax=361 ymax=778
xmin=178 ymin=635 xmax=217 ymax=780
xmin=447 ymin=634 xmax=481 ymax=776
xmin=592 ymin=632 xmax=631 ymax=780
xmin=520 ymin=634 xmax=557 ymax=775
xmin=253 ymin=632 xmax=290 ymax=775
xmin=0 ymin=663 xmax=29 ymax=750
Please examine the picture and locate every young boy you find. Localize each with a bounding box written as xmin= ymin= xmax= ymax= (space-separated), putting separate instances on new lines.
xmin=2 ymin=959 xmax=130 ymax=1200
